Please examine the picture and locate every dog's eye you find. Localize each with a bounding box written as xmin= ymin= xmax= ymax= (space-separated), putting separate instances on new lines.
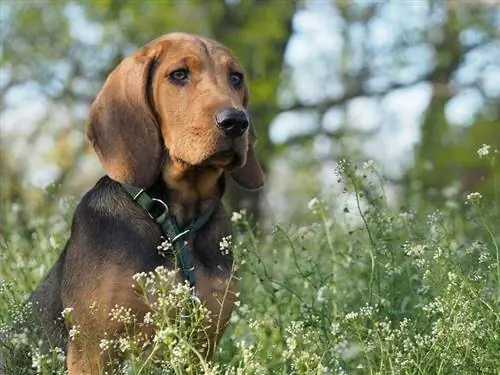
xmin=169 ymin=68 xmax=189 ymax=83
xmin=230 ymin=72 xmax=243 ymax=88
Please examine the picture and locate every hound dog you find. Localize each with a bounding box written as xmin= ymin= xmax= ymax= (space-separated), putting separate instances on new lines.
xmin=30 ymin=32 xmax=264 ymax=374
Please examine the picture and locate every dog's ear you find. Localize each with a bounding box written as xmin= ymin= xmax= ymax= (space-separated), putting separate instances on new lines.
xmin=230 ymin=124 xmax=264 ymax=191
xmin=86 ymin=50 xmax=162 ymax=188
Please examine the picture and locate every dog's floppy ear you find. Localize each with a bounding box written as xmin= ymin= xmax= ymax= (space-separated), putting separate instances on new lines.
xmin=86 ymin=50 xmax=162 ymax=188
xmin=230 ymin=124 xmax=264 ymax=191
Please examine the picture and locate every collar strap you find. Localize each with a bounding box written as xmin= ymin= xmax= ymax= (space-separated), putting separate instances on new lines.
xmin=119 ymin=182 xmax=215 ymax=287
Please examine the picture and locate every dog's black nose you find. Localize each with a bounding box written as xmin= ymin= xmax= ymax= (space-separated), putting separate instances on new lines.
xmin=215 ymin=109 xmax=249 ymax=139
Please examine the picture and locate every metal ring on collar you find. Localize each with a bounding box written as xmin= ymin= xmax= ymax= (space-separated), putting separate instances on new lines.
xmin=148 ymin=198 xmax=169 ymax=224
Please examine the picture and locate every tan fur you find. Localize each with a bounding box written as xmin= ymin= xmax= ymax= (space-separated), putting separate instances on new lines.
xmin=66 ymin=262 xmax=238 ymax=372
xmin=66 ymin=265 xmax=149 ymax=373
xmin=162 ymin=159 xmax=223 ymax=200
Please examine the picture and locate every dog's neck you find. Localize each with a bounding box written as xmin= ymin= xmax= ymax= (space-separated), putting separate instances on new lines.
xmin=156 ymin=160 xmax=225 ymax=228
xmin=148 ymin=161 xmax=232 ymax=275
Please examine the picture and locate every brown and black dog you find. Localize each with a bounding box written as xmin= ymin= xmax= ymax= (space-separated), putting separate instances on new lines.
xmin=29 ymin=32 xmax=264 ymax=373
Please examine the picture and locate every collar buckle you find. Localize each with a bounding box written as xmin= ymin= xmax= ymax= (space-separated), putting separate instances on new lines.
xmin=148 ymin=198 xmax=169 ymax=224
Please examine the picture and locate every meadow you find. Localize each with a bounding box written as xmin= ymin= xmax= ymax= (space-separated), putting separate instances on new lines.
xmin=1 ymin=152 xmax=499 ymax=374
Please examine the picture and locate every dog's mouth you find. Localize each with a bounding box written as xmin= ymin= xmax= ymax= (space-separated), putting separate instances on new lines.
xmin=172 ymin=149 xmax=241 ymax=171
xmin=207 ymin=149 xmax=238 ymax=168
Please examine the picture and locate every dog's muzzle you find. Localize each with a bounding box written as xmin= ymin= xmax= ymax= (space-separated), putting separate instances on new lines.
xmin=215 ymin=109 xmax=249 ymax=139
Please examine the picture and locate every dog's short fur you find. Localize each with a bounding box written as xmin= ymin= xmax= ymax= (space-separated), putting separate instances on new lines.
xmin=30 ymin=32 xmax=264 ymax=374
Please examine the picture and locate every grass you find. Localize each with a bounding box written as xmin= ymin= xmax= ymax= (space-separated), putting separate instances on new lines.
xmin=1 ymin=153 xmax=500 ymax=374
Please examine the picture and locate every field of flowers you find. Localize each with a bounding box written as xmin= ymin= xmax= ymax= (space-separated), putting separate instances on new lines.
xmin=1 ymin=150 xmax=499 ymax=374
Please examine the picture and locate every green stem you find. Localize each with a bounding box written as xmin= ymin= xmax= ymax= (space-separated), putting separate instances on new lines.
xmin=350 ymin=172 xmax=377 ymax=303
xmin=475 ymin=205 xmax=500 ymax=290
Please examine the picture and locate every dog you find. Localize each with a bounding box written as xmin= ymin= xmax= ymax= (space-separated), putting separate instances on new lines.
xmin=29 ymin=32 xmax=264 ymax=373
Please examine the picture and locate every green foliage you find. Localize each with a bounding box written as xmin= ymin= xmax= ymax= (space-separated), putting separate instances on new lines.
xmin=2 ymin=149 xmax=500 ymax=374
xmin=2 ymin=2 xmax=500 ymax=372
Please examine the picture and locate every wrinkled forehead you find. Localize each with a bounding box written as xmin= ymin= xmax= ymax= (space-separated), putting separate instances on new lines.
xmin=138 ymin=33 xmax=241 ymax=69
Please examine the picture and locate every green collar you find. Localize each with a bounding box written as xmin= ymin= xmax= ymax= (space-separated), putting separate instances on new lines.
xmin=119 ymin=182 xmax=215 ymax=287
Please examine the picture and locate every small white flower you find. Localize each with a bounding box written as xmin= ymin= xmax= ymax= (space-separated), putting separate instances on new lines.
xmin=307 ymin=197 xmax=321 ymax=213
xmin=219 ymin=235 xmax=232 ymax=255
xmin=231 ymin=210 xmax=246 ymax=224
xmin=466 ymin=192 xmax=482 ymax=204
xmin=143 ymin=311 xmax=154 ymax=325
xmin=478 ymin=251 xmax=489 ymax=264
xmin=231 ymin=211 xmax=243 ymax=223
xmin=477 ymin=144 xmax=491 ymax=158
xmin=68 ymin=325 xmax=80 ymax=340
xmin=154 ymin=327 xmax=175 ymax=343
xmin=316 ymin=285 xmax=328 ymax=303
xmin=61 ymin=307 xmax=73 ymax=320
xmin=157 ymin=239 xmax=173 ymax=256
xmin=118 ymin=336 xmax=131 ymax=352
xmin=330 ymin=322 xmax=340 ymax=336
xmin=362 ymin=159 xmax=376 ymax=170
xmin=53 ymin=346 xmax=66 ymax=361
xmin=31 ymin=349 xmax=44 ymax=371
xmin=133 ymin=271 xmax=147 ymax=281
xmin=89 ymin=301 xmax=98 ymax=313
xmin=99 ymin=338 xmax=113 ymax=352
xmin=345 ymin=311 xmax=358 ymax=320
xmin=433 ymin=247 xmax=443 ymax=260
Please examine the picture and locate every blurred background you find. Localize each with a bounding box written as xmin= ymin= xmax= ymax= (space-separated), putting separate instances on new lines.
xmin=1 ymin=0 xmax=500 ymax=225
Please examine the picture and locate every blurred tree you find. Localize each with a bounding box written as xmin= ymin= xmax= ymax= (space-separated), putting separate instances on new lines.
xmin=272 ymin=1 xmax=500 ymax=214
xmin=2 ymin=0 xmax=500 ymax=224
xmin=411 ymin=3 xmax=500 ymax=202
xmin=1 ymin=0 xmax=295 ymax=220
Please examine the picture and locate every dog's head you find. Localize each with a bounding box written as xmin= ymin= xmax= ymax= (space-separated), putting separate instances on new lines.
xmin=87 ymin=33 xmax=264 ymax=192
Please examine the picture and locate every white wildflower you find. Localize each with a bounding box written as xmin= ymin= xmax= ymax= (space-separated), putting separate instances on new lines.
xmin=403 ymin=242 xmax=426 ymax=257
xmin=219 ymin=235 xmax=232 ymax=255
xmin=143 ymin=311 xmax=154 ymax=325
xmin=447 ymin=272 xmax=457 ymax=283
xmin=89 ymin=301 xmax=98 ymax=313
xmin=118 ymin=336 xmax=131 ymax=352
xmin=61 ymin=307 xmax=73 ymax=320
xmin=307 ymin=197 xmax=321 ymax=213
xmin=132 ymin=271 xmax=147 ymax=282
xmin=362 ymin=159 xmax=376 ymax=170
xmin=68 ymin=325 xmax=80 ymax=340
xmin=433 ymin=246 xmax=443 ymax=260
xmin=466 ymin=192 xmax=482 ymax=204
xmin=53 ymin=346 xmax=66 ymax=362
xmin=316 ymin=285 xmax=328 ymax=303
xmin=157 ymin=239 xmax=173 ymax=256
xmin=345 ymin=311 xmax=359 ymax=321
xmin=330 ymin=322 xmax=340 ymax=336
xmin=31 ymin=349 xmax=44 ymax=372
xmin=478 ymin=251 xmax=489 ymax=264
xmin=99 ymin=338 xmax=113 ymax=352
xmin=477 ymin=144 xmax=491 ymax=158
xmin=154 ymin=327 xmax=175 ymax=343
xmin=109 ymin=305 xmax=136 ymax=324
xmin=231 ymin=209 xmax=246 ymax=224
